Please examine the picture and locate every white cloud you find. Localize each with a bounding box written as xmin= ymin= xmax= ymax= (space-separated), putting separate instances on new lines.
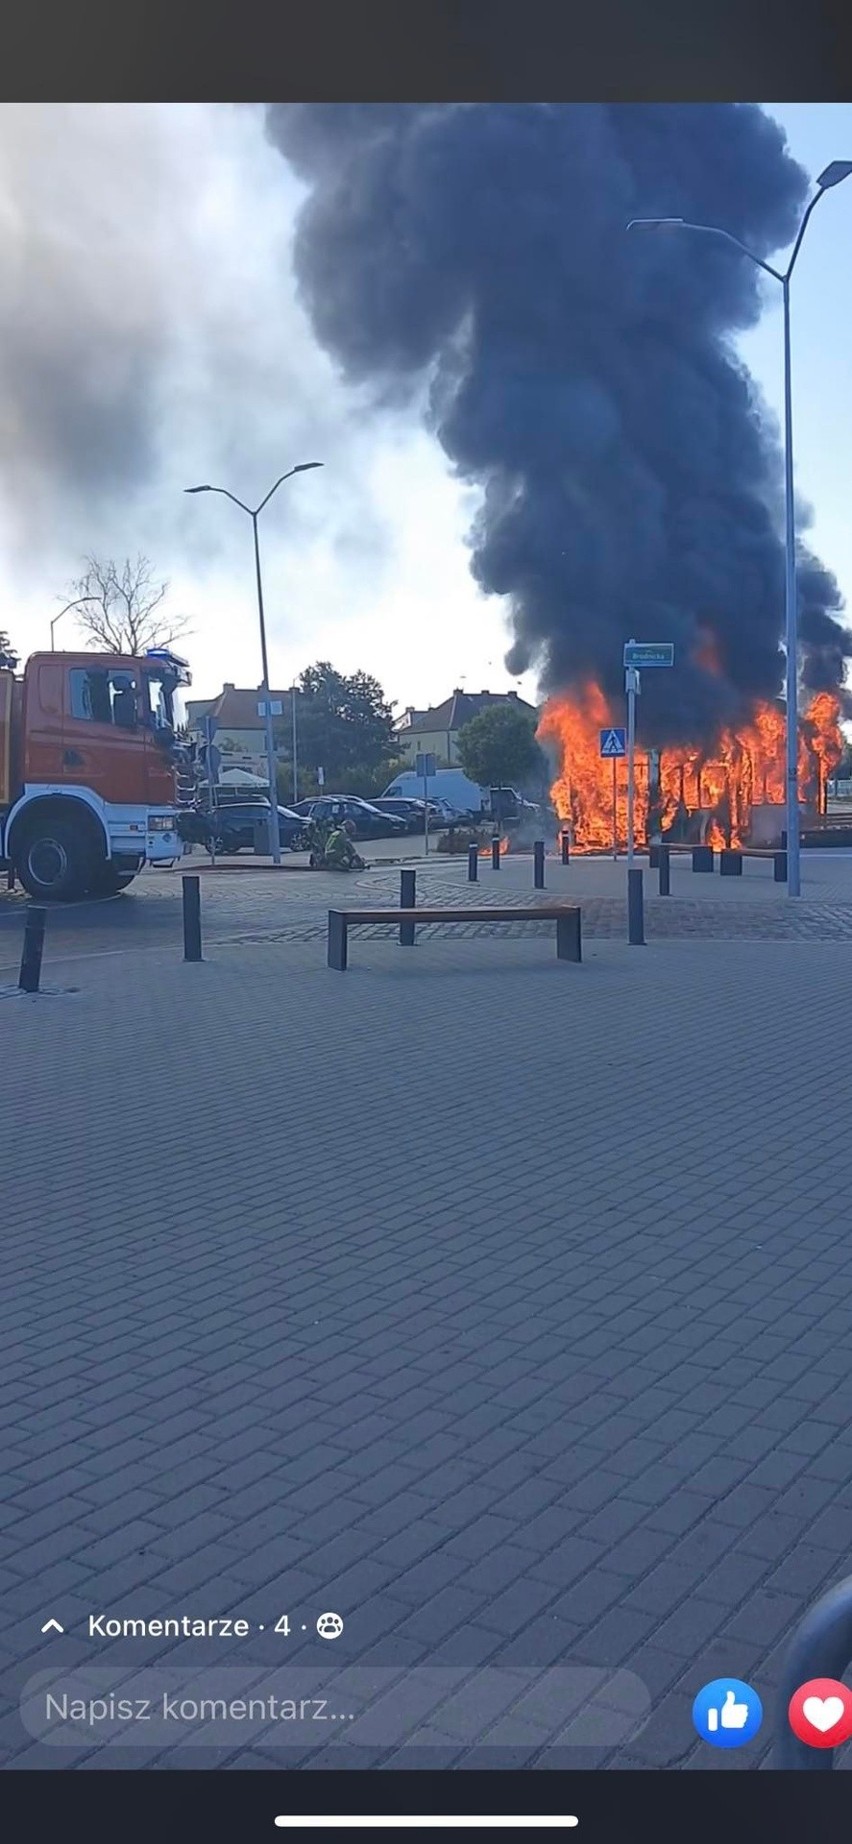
xmin=0 ymin=102 xmax=525 ymax=709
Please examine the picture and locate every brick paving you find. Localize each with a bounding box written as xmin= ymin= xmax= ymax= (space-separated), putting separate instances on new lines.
xmin=2 ymin=885 xmax=852 ymax=1771
xmin=5 ymin=848 xmax=852 ymax=974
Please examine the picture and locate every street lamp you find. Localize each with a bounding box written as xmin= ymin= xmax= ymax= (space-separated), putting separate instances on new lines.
xmin=185 ymin=464 xmax=323 ymax=863
xmin=627 ymin=159 xmax=852 ymax=897
xmin=290 ymin=679 xmax=299 ymax=806
xmin=50 ymin=597 xmax=97 ymax=650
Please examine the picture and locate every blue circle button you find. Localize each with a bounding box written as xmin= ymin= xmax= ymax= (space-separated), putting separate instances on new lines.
xmin=692 ymin=1678 xmax=763 ymax=1747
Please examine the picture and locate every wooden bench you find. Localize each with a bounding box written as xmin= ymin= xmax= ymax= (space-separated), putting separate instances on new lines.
xmin=327 ymin=905 xmax=582 ymax=971
xmin=719 ymin=848 xmax=787 ymax=880
xmin=650 ymin=844 xmax=787 ymax=880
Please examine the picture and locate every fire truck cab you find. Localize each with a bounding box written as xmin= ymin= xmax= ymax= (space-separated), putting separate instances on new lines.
xmin=0 ymin=646 xmax=193 ymax=900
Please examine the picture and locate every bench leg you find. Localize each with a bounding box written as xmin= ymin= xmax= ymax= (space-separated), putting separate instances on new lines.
xmin=328 ymin=910 xmax=348 ymax=971
xmin=556 ymin=911 xmax=581 ymax=963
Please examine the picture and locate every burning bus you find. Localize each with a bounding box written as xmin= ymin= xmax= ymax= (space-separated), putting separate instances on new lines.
xmin=537 ymin=685 xmax=842 ymax=854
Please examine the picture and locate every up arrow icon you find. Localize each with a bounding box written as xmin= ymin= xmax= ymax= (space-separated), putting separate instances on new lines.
xmin=40 ymin=1618 xmax=64 ymax=1634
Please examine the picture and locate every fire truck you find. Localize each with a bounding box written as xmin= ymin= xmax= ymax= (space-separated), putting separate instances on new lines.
xmin=0 ymin=644 xmax=194 ymax=900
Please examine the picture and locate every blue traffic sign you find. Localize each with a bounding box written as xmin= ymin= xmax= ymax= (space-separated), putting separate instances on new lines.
xmin=599 ymin=728 xmax=626 ymax=758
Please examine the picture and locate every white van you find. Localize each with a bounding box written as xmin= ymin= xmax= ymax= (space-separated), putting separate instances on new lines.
xmin=382 ymin=768 xmax=489 ymax=818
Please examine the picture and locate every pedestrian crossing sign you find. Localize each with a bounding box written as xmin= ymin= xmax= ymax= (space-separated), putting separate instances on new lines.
xmin=599 ymin=728 xmax=626 ymax=758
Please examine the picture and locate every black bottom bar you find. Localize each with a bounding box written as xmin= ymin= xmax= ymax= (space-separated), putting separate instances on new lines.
xmin=561 ymin=831 xmax=570 ymax=865
xmin=491 ymin=836 xmax=501 ymax=869
xmin=774 ymin=850 xmax=787 ymax=882
xmin=534 ymin=840 xmax=545 ymax=889
xmin=692 ymin=846 xmax=714 ymax=872
xmin=9 ymin=1761 xmax=841 ymax=1844
xmin=658 ymin=845 xmax=670 ymax=896
xmin=720 ymin=849 xmax=743 ymax=877
xmin=467 ymin=845 xmax=478 ymax=882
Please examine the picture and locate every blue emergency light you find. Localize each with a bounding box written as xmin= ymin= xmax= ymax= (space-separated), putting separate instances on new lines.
xmin=145 ymin=648 xmax=192 ymax=686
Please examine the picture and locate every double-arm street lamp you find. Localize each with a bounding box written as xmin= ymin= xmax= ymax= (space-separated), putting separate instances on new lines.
xmin=628 ymin=159 xmax=852 ymax=897
xmin=185 ymin=464 xmax=323 ymax=864
xmin=50 ymin=596 xmax=97 ymax=650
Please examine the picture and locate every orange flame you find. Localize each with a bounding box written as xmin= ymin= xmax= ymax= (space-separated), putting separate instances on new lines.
xmin=479 ymin=835 xmax=510 ymax=858
xmin=538 ymin=682 xmax=842 ymax=852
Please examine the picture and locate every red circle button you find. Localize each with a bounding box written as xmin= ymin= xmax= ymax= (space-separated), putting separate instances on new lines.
xmin=788 ymin=1678 xmax=852 ymax=1749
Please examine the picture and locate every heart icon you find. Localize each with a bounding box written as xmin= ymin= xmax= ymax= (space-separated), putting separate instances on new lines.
xmin=789 ymin=1678 xmax=852 ymax=1749
xmin=802 ymin=1696 xmax=844 ymax=1733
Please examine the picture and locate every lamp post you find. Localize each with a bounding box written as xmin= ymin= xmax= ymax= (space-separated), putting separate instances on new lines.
xmin=50 ymin=597 xmax=97 ymax=650
xmin=627 ymin=160 xmax=852 ymax=898
xmin=290 ymin=680 xmax=299 ymax=807
xmin=185 ymin=464 xmax=323 ymax=863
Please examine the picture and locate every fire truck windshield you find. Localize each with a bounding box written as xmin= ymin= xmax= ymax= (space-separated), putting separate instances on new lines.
xmin=144 ymin=669 xmax=182 ymax=735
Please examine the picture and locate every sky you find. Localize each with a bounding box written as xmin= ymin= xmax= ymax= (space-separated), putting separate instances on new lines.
xmin=0 ymin=101 xmax=850 ymax=719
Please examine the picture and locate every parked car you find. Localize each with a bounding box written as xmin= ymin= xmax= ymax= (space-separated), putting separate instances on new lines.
xmin=291 ymin=796 xmax=408 ymax=840
xmin=370 ymin=797 xmax=430 ymax=833
xmin=382 ymin=768 xmax=538 ymax=825
xmin=427 ymin=796 xmax=470 ymax=828
xmin=382 ymin=768 xmax=489 ymax=819
xmin=204 ymin=800 xmax=312 ymax=854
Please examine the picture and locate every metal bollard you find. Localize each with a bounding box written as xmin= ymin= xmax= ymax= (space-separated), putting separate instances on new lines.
xmin=628 ymin=868 xmax=645 ymax=945
xmin=399 ymin=867 xmax=416 ymax=946
xmin=18 ymin=906 xmax=46 ymax=993
xmin=468 ymin=843 xmax=478 ymax=882
xmin=533 ymin=840 xmax=545 ymax=889
xmin=692 ymin=846 xmax=714 ymax=873
xmin=6 ymin=863 xmax=15 ymax=891
xmin=720 ymin=849 xmax=743 ymax=877
xmin=658 ymin=844 xmax=670 ymax=896
xmin=491 ymin=834 xmax=501 ymax=870
xmin=774 ymin=849 xmax=787 ymax=883
xmin=561 ymin=830 xmax=570 ymax=866
xmin=182 ymin=874 xmax=202 ymax=962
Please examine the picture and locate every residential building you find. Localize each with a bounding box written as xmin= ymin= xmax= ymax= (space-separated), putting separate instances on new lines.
xmin=393 ymin=688 xmax=540 ymax=767
xmin=186 ymin=683 xmax=296 ymax=780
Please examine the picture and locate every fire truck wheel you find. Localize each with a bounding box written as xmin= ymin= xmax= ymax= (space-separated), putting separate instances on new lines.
xmin=88 ymin=863 xmax=136 ymax=895
xmin=16 ymin=817 xmax=95 ymax=901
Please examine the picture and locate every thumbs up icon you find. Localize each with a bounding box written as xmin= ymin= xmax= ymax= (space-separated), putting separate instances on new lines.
xmin=719 ymin=1689 xmax=749 ymax=1729
xmin=693 ymin=1679 xmax=762 ymax=1748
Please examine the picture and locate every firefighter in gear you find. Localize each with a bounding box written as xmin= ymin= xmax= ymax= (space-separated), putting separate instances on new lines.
xmin=324 ymin=818 xmax=365 ymax=871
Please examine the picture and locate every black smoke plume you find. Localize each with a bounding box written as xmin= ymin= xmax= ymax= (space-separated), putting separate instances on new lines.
xmin=267 ymin=103 xmax=851 ymax=740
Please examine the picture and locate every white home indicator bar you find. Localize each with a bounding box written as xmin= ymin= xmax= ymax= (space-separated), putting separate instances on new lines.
xmin=273 ymin=1821 xmax=578 ymax=1830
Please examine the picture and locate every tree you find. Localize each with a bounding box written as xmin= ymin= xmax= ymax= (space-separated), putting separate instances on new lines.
xmin=457 ymin=702 xmax=543 ymax=791
xmin=64 ymin=555 xmax=191 ymax=655
xmin=833 ymin=738 xmax=852 ymax=781
xmin=295 ymin=661 xmax=398 ymax=784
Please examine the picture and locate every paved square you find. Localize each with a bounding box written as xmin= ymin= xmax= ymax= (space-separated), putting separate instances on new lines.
xmin=2 ymin=870 xmax=852 ymax=1770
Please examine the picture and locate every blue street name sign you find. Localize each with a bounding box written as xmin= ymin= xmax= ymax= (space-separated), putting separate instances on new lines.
xmin=623 ymin=642 xmax=674 ymax=668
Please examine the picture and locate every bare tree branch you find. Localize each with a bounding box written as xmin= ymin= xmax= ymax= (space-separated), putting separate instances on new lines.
xmin=62 ymin=554 xmax=192 ymax=655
